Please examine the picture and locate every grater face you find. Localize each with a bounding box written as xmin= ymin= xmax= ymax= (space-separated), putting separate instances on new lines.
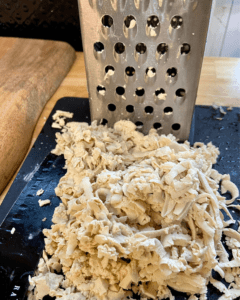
xmin=78 ymin=0 xmax=212 ymax=140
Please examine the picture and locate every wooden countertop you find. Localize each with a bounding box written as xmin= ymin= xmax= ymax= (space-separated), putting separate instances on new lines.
xmin=0 ymin=38 xmax=240 ymax=204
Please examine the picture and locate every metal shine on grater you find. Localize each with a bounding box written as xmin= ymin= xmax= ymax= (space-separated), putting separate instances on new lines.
xmin=78 ymin=0 xmax=213 ymax=140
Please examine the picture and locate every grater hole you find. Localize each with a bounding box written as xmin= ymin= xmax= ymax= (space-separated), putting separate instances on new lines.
xmin=145 ymin=106 xmax=154 ymax=114
xmin=176 ymin=88 xmax=186 ymax=97
xmin=164 ymin=107 xmax=173 ymax=115
xmin=101 ymin=118 xmax=108 ymax=126
xmin=136 ymin=88 xmax=145 ymax=96
xmin=146 ymin=67 xmax=156 ymax=77
xmin=125 ymin=67 xmax=135 ymax=76
xmin=181 ymin=43 xmax=191 ymax=54
xmin=135 ymin=121 xmax=143 ymax=129
xmin=153 ymin=122 xmax=162 ymax=129
xmin=147 ymin=15 xmax=159 ymax=28
xmin=105 ymin=65 xmax=115 ymax=75
xmin=102 ymin=15 xmax=113 ymax=27
xmin=155 ymin=88 xmax=166 ymax=101
xmin=172 ymin=123 xmax=181 ymax=131
xmin=116 ymin=86 xmax=125 ymax=95
xmin=157 ymin=43 xmax=168 ymax=55
xmin=115 ymin=42 xmax=125 ymax=54
xmin=94 ymin=42 xmax=104 ymax=52
xmin=97 ymin=85 xmax=106 ymax=95
xmin=124 ymin=15 xmax=136 ymax=29
xmin=171 ymin=16 xmax=183 ymax=29
xmin=108 ymin=104 xmax=116 ymax=111
xmin=126 ymin=105 xmax=134 ymax=113
xmin=136 ymin=43 xmax=147 ymax=54
xmin=167 ymin=67 xmax=177 ymax=77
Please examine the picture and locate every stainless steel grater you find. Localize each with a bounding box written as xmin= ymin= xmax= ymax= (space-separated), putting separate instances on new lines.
xmin=77 ymin=0 xmax=213 ymax=140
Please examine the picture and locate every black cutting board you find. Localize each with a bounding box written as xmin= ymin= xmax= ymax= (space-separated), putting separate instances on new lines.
xmin=0 ymin=97 xmax=239 ymax=300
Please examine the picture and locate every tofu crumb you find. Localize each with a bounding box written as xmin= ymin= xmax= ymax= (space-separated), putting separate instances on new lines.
xmin=38 ymin=199 xmax=51 ymax=207
xmin=104 ymin=69 xmax=114 ymax=81
xmin=212 ymin=103 xmax=219 ymax=110
xmin=52 ymin=110 xmax=73 ymax=121
xmin=98 ymin=89 xmax=106 ymax=96
xmin=36 ymin=189 xmax=44 ymax=196
xmin=213 ymin=104 xmax=228 ymax=118
xmin=156 ymin=93 xmax=167 ymax=101
xmin=216 ymin=117 xmax=223 ymax=121
xmin=147 ymin=67 xmax=156 ymax=77
xmin=11 ymin=227 xmax=15 ymax=234
xmin=227 ymin=106 xmax=233 ymax=111
xmin=51 ymin=122 xmax=62 ymax=129
xmin=219 ymin=106 xmax=227 ymax=115
xmin=29 ymin=120 xmax=240 ymax=300
xmin=51 ymin=110 xmax=73 ymax=130
xmin=42 ymin=218 xmax=47 ymax=222
xmin=149 ymin=26 xmax=157 ymax=36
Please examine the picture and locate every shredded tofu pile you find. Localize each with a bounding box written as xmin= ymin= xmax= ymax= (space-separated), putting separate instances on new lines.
xmin=28 ymin=120 xmax=240 ymax=300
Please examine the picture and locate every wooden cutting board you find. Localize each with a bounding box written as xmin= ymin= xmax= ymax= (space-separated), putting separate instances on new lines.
xmin=0 ymin=38 xmax=76 ymax=194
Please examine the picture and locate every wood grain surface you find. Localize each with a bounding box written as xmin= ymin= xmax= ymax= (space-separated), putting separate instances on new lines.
xmin=0 ymin=37 xmax=239 ymax=204
xmin=0 ymin=37 xmax=76 ymax=195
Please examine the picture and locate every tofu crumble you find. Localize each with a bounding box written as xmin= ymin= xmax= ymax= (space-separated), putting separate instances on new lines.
xmin=28 ymin=119 xmax=240 ymax=300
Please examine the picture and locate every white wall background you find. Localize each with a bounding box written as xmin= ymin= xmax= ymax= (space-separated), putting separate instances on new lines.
xmin=205 ymin=0 xmax=240 ymax=57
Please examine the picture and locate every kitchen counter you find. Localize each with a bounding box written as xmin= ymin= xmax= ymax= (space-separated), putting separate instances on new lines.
xmin=0 ymin=37 xmax=239 ymax=204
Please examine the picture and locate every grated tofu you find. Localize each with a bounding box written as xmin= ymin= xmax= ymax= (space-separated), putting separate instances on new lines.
xmin=128 ymin=19 xmax=136 ymax=29
xmin=38 ymin=199 xmax=51 ymax=207
xmin=147 ymin=67 xmax=156 ymax=77
xmin=51 ymin=110 xmax=73 ymax=130
xmin=28 ymin=120 xmax=240 ymax=300
xmin=36 ymin=189 xmax=44 ymax=196
xmin=212 ymin=103 xmax=219 ymax=110
xmin=148 ymin=26 xmax=157 ymax=37
xmin=219 ymin=106 xmax=227 ymax=115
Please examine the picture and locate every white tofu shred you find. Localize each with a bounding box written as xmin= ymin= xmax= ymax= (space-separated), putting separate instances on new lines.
xmin=219 ymin=106 xmax=227 ymax=115
xmin=28 ymin=119 xmax=240 ymax=300
xmin=36 ymin=189 xmax=44 ymax=196
xmin=52 ymin=110 xmax=74 ymax=130
xmin=38 ymin=199 xmax=51 ymax=207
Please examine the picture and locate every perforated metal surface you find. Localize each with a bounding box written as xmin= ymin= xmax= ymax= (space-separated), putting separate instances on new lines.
xmin=78 ymin=0 xmax=213 ymax=140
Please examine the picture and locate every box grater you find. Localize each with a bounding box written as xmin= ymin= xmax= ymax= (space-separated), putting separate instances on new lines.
xmin=77 ymin=0 xmax=213 ymax=140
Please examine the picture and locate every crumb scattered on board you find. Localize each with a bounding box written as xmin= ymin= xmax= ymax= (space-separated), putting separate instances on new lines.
xmin=212 ymin=103 xmax=219 ymax=110
xmin=38 ymin=199 xmax=51 ymax=207
xmin=36 ymin=189 xmax=44 ymax=196
xmin=212 ymin=103 xmax=234 ymax=120
xmin=42 ymin=218 xmax=47 ymax=222
xmin=219 ymin=106 xmax=227 ymax=115
xmin=52 ymin=110 xmax=73 ymax=130
xmin=28 ymin=119 xmax=240 ymax=300
xmin=11 ymin=227 xmax=16 ymax=234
